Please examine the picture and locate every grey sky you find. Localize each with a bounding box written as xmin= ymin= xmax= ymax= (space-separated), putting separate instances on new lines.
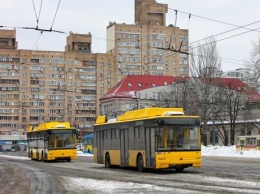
xmin=1 ymin=0 xmax=259 ymax=71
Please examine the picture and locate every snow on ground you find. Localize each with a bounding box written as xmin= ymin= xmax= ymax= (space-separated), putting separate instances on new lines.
xmin=77 ymin=145 xmax=260 ymax=158
xmin=0 ymin=146 xmax=259 ymax=159
xmin=73 ymin=146 xmax=260 ymax=193
xmin=0 ymin=146 xmax=259 ymax=193
xmin=62 ymin=177 xmax=203 ymax=194
xmin=201 ymin=145 xmax=260 ymax=158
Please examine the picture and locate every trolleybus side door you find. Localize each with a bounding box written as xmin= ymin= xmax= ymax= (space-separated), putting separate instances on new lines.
xmin=145 ymin=127 xmax=153 ymax=168
xmin=120 ymin=128 xmax=129 ymax=166
xmin=97 ymin=131 xmax=103 ymax=163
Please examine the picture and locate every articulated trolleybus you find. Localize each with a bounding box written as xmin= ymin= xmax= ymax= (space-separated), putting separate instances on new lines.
xmin=27 ymin=122 xmax=77 ymax=162
xmin=93 ymin=107 xmax=201 ymax=172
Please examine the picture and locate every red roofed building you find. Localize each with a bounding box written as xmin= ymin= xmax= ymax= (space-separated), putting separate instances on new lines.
xmin=99 ymin=75 xmax=260 ymax=119
xmin=207 ymin=77 xmax=260 ymax=100
xmin=100 ymin=75 xmax=187 ymax=100
xmin=99 ymin=75 xmax=187 ymax=117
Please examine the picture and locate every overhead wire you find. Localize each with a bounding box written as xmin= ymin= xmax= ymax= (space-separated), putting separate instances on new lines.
xmin=168 ymin=10 xmax=178 ymax=49
xmin=31 ymin=0 xmax=38 ymax=21
xmin=37 ymin=0 xmax=43 ymax=28
xmin=31 ymin=0 xmax=43 ymax=28
xmin=50 ymin=0 xmax=62 ymax=31
xmin=168 ymin=8 xmax=260 ymax=33
xmin=191 ymin=26 xmax=260 ymax=50
xmin=1 ymin=2 xmax=255 ymax=68
xmin=32 ymin=31 xmax=43 ymax=50
xmin=190 ymin=20 xmax=260 ymax=45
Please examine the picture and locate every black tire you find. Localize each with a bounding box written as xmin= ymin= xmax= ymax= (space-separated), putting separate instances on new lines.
xmin=30 ymin=151 xmax=33 ymax=160
xmin=105 ymin=153 xmax=111 ymax=168
xmin=37 ymin=152 xmax=40 ymax=160
xmin=175 ymin=167 xmax=184 ymax=173
xmin=42 ymin=151 xmax=45 ymax=162
xmin=137 ymin=155 xmax=144 ymax=172
xmin=67 ymin=158 xmax=71 ymax=162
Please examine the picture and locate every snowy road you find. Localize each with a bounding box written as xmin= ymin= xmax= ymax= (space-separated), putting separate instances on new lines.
xmin=0 ymin=152 xmax=260 ymax=194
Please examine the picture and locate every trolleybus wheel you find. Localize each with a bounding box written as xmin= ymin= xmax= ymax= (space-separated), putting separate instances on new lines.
xmin=42 ymin=151 xmax=45 ymax=162
xmin=137 ymin=155 xmax=144 ymax=172
xmin=105 ymin=153 xmax=111 ymax=168
xmin=67 ymin=158 xmax=71 ymax=162
xmin=175 ymin=166 xmax=184 ymax=173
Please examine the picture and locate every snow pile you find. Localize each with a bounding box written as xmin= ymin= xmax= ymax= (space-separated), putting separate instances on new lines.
xmin=201 ymin=145 xmax=260 ymax=158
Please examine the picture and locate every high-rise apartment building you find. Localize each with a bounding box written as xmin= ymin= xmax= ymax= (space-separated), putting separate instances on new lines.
xmin=0 ymin=30 xmax=115 ymax=136
xmin=106 ymin=0 xmax=189 ymax=82
xmin=0 ymin=0 xmax=188 ymax=135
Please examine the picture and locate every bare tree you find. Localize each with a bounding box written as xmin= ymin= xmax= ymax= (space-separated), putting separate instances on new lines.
xmin=215 ymin=79 xmax=248 ymax=145
xmin=206 ymin=89 xmax=229 ymax=146
xmin=157 ymin=78 xmax=198 ymax=115
xmin=189 ymin=37 xmax=222 ymax=145
xmin=246 ymin=35 xmax=260 ymax=92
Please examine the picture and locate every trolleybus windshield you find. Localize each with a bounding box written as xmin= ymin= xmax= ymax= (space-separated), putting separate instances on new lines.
xmin=153 ymin=117 xmax=200 ymax=151
xmin=155 ymin=125 xmax=200 ymax=151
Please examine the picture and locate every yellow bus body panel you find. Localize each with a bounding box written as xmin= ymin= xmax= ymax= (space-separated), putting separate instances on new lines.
xmin=47 ymin=149 xmax=77 ymax=160
xmin=93 ymin=148 xmax=97 ymax=163
xmin=155 ymin=151 xmax=201 ymax=169
xmin=117 ymin=108 xmax=184 ymax=122
xmin=96 ymin=115 xmax=107 ymax=124
xmin=129 ymin=150 xmax=146 ymax=167
xmin=30 ymin=149 xmax=77 ymax=161
xmin=103 ymin=150 xmax=121 ymax=165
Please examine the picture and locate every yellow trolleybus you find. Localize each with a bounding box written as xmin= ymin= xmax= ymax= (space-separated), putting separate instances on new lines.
xmin=27 ymin=122 xmax=77 ymax=162
xmin=93 ymin=107 xmax=201 ymax=172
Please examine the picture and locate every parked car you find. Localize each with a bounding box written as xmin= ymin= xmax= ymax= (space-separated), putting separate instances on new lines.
xmin=77 ymin=143 xmax=84 ymax=151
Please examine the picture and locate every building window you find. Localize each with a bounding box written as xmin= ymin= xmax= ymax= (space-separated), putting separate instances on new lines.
xmin=179 ymin=36 xmax=188 ymax=42
xmin=179 ymin=67 xmax=187 ymax=72
xmin=210 ymin=130 xmax=219 ymax=144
